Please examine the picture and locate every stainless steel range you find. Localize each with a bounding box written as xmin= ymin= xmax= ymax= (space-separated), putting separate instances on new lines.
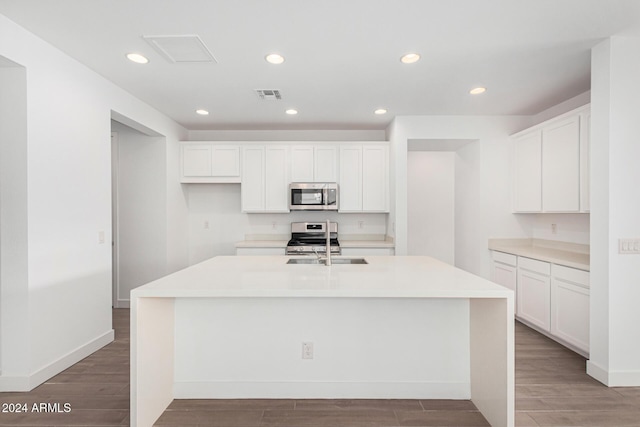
xmin=286 ymin=222 xmax=341 ymax=256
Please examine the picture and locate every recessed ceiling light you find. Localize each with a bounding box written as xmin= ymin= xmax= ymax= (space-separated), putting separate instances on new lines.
xmin=195 ymin=109 xmax=209 ymax=115
xmin=374 ymin=109 xmax=388 ymax=115
xmin=470 ymin=87 xmax=487 ymax=95
xmin=285 ymin=109 xmax=298 ymax=115
xmin=400 ymin=53 xmax=420 ymax=64
xmin=126 ymin=53 xmax=149 ymax=64
xmin=265 ymin=53 xmax=285 ymax=64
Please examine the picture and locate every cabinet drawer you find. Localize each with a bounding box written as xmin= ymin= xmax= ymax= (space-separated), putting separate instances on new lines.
xmin=518 ymin=257 xmax=551 ymax=275
xmin=552 ymin=264 xmax=589 ymax=288
xmin=492 ymin=251 xmax=517 ymax=266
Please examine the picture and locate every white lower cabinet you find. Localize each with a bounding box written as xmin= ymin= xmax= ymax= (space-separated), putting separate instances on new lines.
xmin=551 ymin=265 xmax=590 ymax=353
xmin=491 ymin=250 xmax=590 ymax=355
xmin=517 ymin=257 xmax=551 ymax=332
xmin=490 ymin=252 xmax=518 ymax=314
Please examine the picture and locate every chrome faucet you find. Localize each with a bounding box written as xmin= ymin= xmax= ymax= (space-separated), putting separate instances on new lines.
xmin=325 ymin=219 xmax=332 ymax=266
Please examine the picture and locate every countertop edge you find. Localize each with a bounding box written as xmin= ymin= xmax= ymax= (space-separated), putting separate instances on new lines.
xmin=489 ymin=240 xmax=590 ymax=271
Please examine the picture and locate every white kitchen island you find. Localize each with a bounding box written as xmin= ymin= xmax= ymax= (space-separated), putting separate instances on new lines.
xmin=131 ymin=256 xmax=514 ymax=427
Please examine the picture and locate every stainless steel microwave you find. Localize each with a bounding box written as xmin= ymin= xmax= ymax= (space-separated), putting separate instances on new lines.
xmin=289 ymin=182 xmax=339 ymax=211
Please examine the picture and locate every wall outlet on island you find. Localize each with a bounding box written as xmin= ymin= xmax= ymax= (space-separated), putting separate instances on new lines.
xmin=551 ymin=223 xmax=557 ymax=234
xmin=358 ymin=220 xmax=364 ymax=229
xmin=302 ymin=342 xmax=314 ymax=359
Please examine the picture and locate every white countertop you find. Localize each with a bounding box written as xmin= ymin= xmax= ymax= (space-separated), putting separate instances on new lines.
xmin=489 ymin=238 xmax=589 ymax=271
xmin=132 ymin=255 xmax=511 ymax=299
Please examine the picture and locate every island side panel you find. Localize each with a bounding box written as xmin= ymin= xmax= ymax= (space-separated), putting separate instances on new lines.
xmin=173 ymin=297 xmax=471 ymax=399
xmin=469 ymin=297 xmax=515 ymax=427
xmin=131 ymin=297 xmax=175 ymax=427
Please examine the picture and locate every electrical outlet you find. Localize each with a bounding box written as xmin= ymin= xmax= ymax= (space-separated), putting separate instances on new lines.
xmin=302 ymin=342 xmax=314 ymax=359
xmin=204 ymin=220 xmax=210 ymax=230
xmin=551 ymin=223 xmax=557 ymax=234
xmin=619 ymin=238 xmax=640 ymax=254
xmin=272 ymin=221 xmax=277 ymax=230
xmin=358 ymin=220 xmax=364 ymax=229
xmin=98 ymin=231 xmax=105 ymax=244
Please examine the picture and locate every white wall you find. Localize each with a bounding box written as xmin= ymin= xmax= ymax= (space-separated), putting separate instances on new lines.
xmin=530 ymin=214 xmax=590 ymax=245
xmin=0 ymin=14 xmax=188 ymax=390
xmin=407 ymin=152 xmax=455 ymax=263
xmin=111 ymin=122 xmax=167 ymax=307
xmin=0 ymin=62 xmax=28 ymax=382
xmin=588 ymin=36 xmax=640 ymax=386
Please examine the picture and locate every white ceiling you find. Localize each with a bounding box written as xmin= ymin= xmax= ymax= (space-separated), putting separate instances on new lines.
xmin=1 ymin=0 xmax=640 ymax=131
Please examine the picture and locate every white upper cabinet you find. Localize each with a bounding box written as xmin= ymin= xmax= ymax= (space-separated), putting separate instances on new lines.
xmin=339 ymin=145 xmax=363 ymax=212
xmin=290 ymin=145 xmax=337 ymax=182
xmin=241 ymin=146 xmax=265 ymax=212
xmin=339 ymin=144 xmax=389 ymax=213
xmin=542 ymin=116 xmax=580 ymax=212
xmin=513 ymin=131 xmax=542 ymax=212
xmin=180 ymin=143 xmax=240 ymax=183
xmin=241 ymin=145 xmax=289 ymax=213
xmin=265 ymin=146 xmax=290 ymax=212
xmin=580 ymin=112 xmax=591 ymax=212
xmin=362 ymin=145 xmax=389 ymax=211
xmin=511 ymin=105 xmax=590 ymax=213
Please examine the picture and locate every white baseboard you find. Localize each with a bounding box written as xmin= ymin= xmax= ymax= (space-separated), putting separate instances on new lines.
xmin=587 ymin=360 xmax=640 ymax=386
xmin=0 ymin=329 xmax=114 ymax=392
xmin=0 ymin=375 xmax=30 ymax=392
xmin=174 ymin=381 xmax=470 ymax=399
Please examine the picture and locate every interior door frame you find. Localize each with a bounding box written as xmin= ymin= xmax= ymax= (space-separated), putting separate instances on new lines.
xmin=111 ymin=131 xmax=120 ymax=308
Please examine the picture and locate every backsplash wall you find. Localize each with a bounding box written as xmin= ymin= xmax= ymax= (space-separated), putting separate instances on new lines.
xmin=530 ymin=213 xmax=590 ymax=245
xmin=187 ymin=184 xmax=389 ymax=265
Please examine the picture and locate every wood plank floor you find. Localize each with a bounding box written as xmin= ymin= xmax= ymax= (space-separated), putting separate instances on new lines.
xmin=1 ymin=308 xmax=640 ymax=426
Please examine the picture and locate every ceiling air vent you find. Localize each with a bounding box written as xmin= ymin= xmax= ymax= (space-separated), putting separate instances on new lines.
xmin=143 ymin=35 xmax=217 ymax=63
xmin=255 ymin=89 xmax=282 ymax=100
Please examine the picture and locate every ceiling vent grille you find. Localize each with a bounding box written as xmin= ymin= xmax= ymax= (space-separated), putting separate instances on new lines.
xmin=255 ymin=89 xmax=282 ymax=100
xmin=143 ymin=35 xmax=217 ymax=63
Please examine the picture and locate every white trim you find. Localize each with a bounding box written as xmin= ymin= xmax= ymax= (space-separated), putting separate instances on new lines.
xmin=174 ymin=380 xmax=470 ymax=399
xmin=587 ymin=360 xmax=640 ymax=386
xmin=0 ymin=329 xmax=114 ymax=392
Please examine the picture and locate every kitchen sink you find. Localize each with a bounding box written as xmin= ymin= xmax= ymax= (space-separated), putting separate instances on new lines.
xmin=287 ymin=258 xmax=368 ymax=265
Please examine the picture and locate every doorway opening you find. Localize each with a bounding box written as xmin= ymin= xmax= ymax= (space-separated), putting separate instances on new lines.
xmin=407 ymin=139 xmax=479 ymax=268
xmin=110 ymin=114 xmax=167 ymax=308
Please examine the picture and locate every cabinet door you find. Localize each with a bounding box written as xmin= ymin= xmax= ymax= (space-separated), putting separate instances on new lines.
xmin=211 ymin=145 xmax=240 ymax=177
xmin=290 ymin=146 xmax=314 ymax=182
xmin=580 ymin=112 xmax=590 ymax=212
xmin=265 ymin=146 xmax=289 ymax=212
xmin=362 ymin=145 xmax=389 ymax=212
xmin=241 ymin=146 xmax=265 ymax=212
xmin=339 ymin=146 xmax=363 ymax=211
xmin=491 ymin=261 xmax=518 ymax=314
xmin=182 ymin=145 xmax=212 ymax=177
xmin=513 ymin=130 xmax=542 ymax=212
xmin=551 ymin=278 xmax=589 ymax=353
xmin=543 ymin=116 xmax=580 ymax=212
xmin=517 ymin=268 xmax=551 ymax=331
xmin=314 ymin=146 xmax=338 ymax=182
